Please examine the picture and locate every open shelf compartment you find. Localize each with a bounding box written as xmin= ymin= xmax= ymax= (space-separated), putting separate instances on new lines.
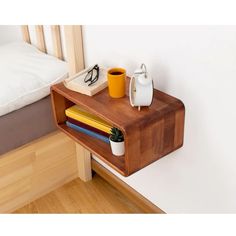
xmin=51 ymin=88 xmax=126 ymax=175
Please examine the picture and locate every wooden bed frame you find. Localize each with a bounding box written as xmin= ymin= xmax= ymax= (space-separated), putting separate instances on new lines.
xmin=0 ymin=25 xmax=163 ymax=213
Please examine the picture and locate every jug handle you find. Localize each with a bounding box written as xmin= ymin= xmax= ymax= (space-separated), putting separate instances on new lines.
xmin=129 ymin=75 xmax=135 ymax=107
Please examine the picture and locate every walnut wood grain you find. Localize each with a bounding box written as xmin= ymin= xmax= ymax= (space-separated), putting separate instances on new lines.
xmin=51 ymin=77 xmax=185 ymax=176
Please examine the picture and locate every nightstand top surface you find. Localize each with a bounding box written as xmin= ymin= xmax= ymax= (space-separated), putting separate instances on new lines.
xmin=51 ymin=79 xmax=183 ymax=131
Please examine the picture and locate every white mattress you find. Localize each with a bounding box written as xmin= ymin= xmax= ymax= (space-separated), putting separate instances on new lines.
xmin=0 ymin=42 xmax=68 ymax=116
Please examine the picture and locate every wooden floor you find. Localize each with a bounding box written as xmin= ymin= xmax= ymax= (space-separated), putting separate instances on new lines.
xmin=14 ymin=174 xmax=144 ymax=213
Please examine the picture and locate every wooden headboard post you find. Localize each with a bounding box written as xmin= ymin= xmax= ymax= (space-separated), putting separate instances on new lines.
xmin=35 ymin=25 xmax=46 ymax=53
xmin=21 ymin=25 xmax=31 ymax=44
xmin=64 ymin=25 xmax=85 ymax=76
xmin=51 ymin=26 xmax=63 ymax=60
xmin=63 ymin=25 xmax=91 ymax=181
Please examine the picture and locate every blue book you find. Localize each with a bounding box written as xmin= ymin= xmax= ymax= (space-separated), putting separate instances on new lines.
xmin=66 ymin=121 xmax=110 ymax=144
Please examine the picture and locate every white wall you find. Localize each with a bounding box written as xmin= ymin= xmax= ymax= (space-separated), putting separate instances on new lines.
xmin=83 ymin=26 xmax=236 ymax=213
xmin=1 ymin=25 xmax=236 ymax=213
xmin=0 ymin=25 xmax=22 ymax=45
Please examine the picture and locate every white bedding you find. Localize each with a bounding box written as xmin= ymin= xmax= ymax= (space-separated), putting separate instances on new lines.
xmin=0 ymin=42 xmax=68 ymax=116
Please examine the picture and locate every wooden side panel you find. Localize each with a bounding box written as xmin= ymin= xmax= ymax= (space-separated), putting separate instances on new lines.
xmin=35 ymin=25 xmax=46 ymax=53
xmin=163 ymin=111 xmax=176 ymax=153
xmin=124 ymin=124 xmax=141 ymax=175
xmin=152 ymin=119 xmax=164 ymax=155
xmin=174 ymin=107 xmax=185 ymax=148
xmin=51 ymin=25 xmax=63 ymax=60
xmin=51 ymin=89 xmax=74 ymax=124
xmin=64 ymin=25 xmax=85 ymax=75
xmin=31 ymin=133 xmax=77 ymax=198
xmin=0 ymin=148 xmax=33 ymax=212
xmin=125 ymin=106 xmax=184 ymax=175
xmin=21 ymin=25 xmax=31 ymax=43
xmin=0 ymin=131 xmax=77 ymax=213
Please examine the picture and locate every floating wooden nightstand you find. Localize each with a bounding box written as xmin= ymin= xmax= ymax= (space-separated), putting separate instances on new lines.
xmin=51 ymin=78 xmax=185 ymax=177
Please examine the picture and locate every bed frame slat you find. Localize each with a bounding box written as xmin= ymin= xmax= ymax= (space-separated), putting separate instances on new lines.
xmin=64 ymin=25 xmax=85 ymax=75
xmin=51 ymin=25 xmax=63 ymax=60
xmin=35 ymin=25 xmax=46 ymax=53
xmin=21 ymin=26 xmax=31 ymax=44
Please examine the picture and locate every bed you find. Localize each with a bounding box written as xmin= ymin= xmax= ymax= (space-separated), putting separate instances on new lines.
xmin=0 ymin=96 xmax=55 ymax=155
xmin=0 ymin=25 xmax=84 ymax=212
xmin=0 ymin=40 xmax=68 ymax=155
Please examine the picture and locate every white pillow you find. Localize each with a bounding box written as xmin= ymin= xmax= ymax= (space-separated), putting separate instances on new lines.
xmin=0 ymin=42 xmax=68 ymax=116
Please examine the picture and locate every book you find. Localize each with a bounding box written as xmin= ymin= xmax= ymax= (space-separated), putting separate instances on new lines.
xmin=64 ymin=66 xmax=108 ymax=96
xmin=65 ymin=105 xmax=112 ymax=134
xmin=67 ymin=117 xmax=110 ymax=138
xmin=66 ymin=121 xmax=110 ymax=144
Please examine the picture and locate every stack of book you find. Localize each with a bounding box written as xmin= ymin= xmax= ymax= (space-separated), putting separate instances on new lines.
xmin=65 ymin=105 xmax=112 ymax=144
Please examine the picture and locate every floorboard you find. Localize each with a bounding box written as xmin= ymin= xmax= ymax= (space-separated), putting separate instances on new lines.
xmin=14 ymin=174 xmax=143 ymax=213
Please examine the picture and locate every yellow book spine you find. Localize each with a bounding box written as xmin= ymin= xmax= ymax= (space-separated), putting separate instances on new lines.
xmin=69 ymin=105 xmax=111 ymax=127
xmin=65 ymin=109 xmax=112 ymax=134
